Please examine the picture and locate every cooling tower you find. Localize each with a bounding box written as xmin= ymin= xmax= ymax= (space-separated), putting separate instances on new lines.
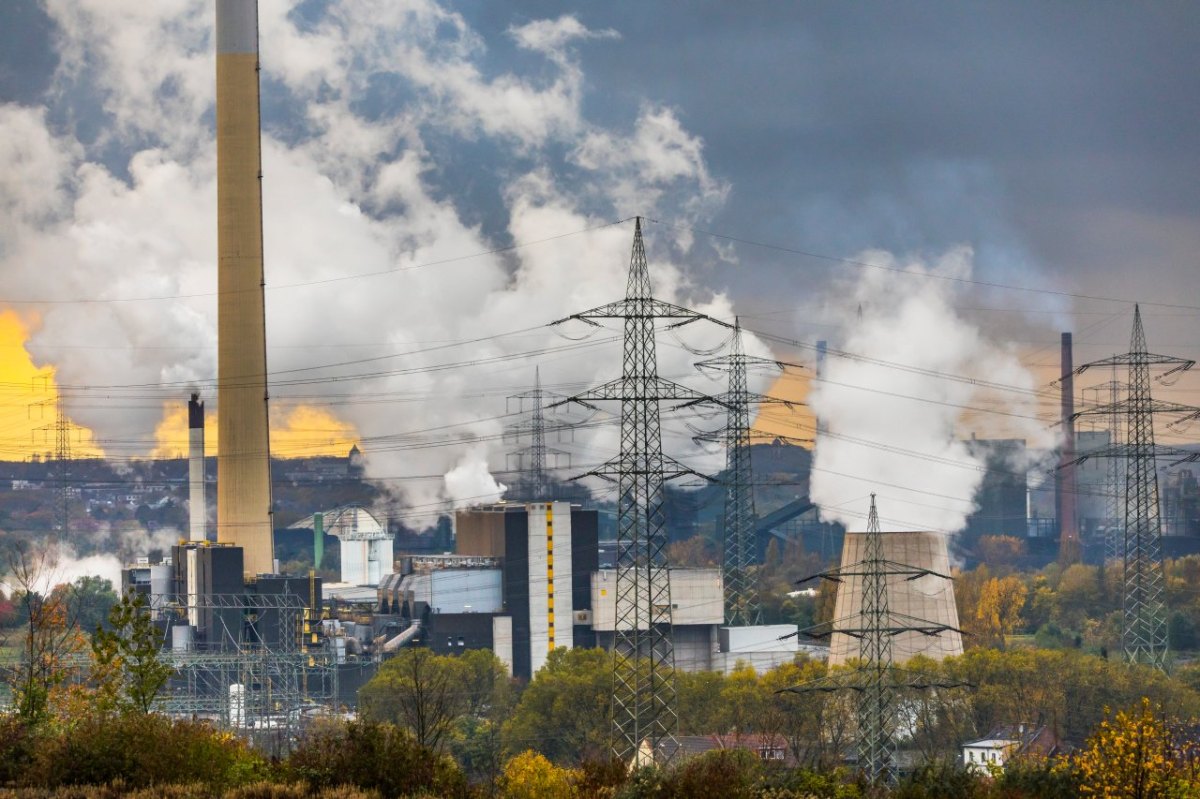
xmin=215 ymin=0 xmax=274 ymax=577
xmin=188 ymin=393 xmax=206 ymax=543
xmin=828 ymin=531 xmax=963 ymax=666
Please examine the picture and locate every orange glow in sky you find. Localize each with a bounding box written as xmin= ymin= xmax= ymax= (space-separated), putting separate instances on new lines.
xmin=0 ymin=310 xmax=104 ymax=460
xmin=152 ymin=400 xmax=360 ymax=459
xmin=752 ymin=368 xmax=816 ymax=446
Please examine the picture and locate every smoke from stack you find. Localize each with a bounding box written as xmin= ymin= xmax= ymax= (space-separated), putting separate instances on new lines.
xmin=5 ymin=4 xmax=737 ymax=529
xmin=808 ymin=247 xmax=1056 ymax=535
xmin=215 ymin=0 xmax=274 ymax=577
xmin=188 ymin=393 xmax=206 ymax=543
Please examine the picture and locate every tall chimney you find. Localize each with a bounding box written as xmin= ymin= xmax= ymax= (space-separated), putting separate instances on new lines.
xmin=815 ymin=339 xmax=828 ymax=437
xmin=188 ymin=393 xmax=206 ymax=543
xmin=1058 ymin=331 xmax=1079 ymax=562
xmin=216 ymin=0 xmax=274 ymax=577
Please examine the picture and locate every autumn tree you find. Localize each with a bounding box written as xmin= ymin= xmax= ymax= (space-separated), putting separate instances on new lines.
xmin=1075 ymin=698 xmax=1190 ymax=799
xmin=360 ymin=648 xmax=472 ymax=751
xmin=0 ymin=541 xmax=86 ymax=724
xmin=977 ymin=535 xmax=1027 ymax=572
xmin=975 ymin=574 xmax=1027 ymax=647
xmin=501 ymin=750 xmax=578 ymax=799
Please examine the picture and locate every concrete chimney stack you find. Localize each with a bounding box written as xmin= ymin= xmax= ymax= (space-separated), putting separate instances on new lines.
xmin=188 ymin=393 xmax=206 ymax=543
xmin=216 ymin=0 xmax=274 ymax=577
xmin=1058 ymin=331 xmax=1079 ymax=562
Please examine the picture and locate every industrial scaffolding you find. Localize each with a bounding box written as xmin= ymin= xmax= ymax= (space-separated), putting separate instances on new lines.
xmin=155 ymin=592 xmax=338 ymax=752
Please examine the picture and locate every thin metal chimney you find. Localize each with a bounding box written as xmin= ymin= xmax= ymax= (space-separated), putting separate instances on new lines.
xmin=816 ymin=339 xmax=828 ymax=437
xmin=1058 ymin=332 xmax=1079 ymax=561
xmin=188 ymin=393 xmax=206 ymax=542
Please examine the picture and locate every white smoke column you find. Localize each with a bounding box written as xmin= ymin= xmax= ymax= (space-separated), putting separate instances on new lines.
xmin=808 ymin=247 xmax=1054 ymax=533
xmin=444 ymin=449 xmax=507 ymax=508
xmin=0 ymin=3 xmax=737 ymax=529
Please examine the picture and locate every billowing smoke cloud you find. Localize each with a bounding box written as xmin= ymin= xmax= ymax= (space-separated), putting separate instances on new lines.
xmin=0 ymin=1 xmax=743 ymax=526
xmin=808 ymin=247 xmax=1057 ymax=534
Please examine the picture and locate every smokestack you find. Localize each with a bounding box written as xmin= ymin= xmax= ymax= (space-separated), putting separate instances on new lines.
xmin=1058 ymin=331 xmax=1079 ymax=562
xmin=216 ymin=0 xmax=274 ymax=578
xmin=188 ymin=393 xmax=206 ymax=543
xmin=313 ymin=512 xmax=324 ymax=571
xmin=815 ymin=340 xmax=828 ymax=437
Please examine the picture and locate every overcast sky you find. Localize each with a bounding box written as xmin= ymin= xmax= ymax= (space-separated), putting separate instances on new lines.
xmin=1 ymin=1 xmax=1197 ymax=524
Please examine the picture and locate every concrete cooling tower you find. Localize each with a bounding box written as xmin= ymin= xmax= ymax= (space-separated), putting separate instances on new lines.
xmin=828 ymin=531 xmax=963 ymax=666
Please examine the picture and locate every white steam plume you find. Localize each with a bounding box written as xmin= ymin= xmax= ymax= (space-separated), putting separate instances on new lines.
xmin=808 ymin=247 xmax=1057 ymax=534
xmin=0 ymin=2 xmax=751 ymax=525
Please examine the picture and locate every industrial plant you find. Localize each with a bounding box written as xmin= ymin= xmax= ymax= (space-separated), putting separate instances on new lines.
xmin=4 ymin=0 xmax=1195 ymax=786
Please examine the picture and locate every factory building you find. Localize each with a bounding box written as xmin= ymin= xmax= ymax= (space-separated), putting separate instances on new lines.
xmin=374 ymin=502 xmax=597 ymax=679
xmin=290 ymin=505 xmax=393 ymax=586
xmin=828 ymin=531 xmax=963 ymax=666
xmin=370 ymin=501 xmax=801 ymax=679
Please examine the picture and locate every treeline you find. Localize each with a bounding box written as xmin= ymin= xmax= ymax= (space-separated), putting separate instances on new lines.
xmin=3 ymin=636 xmax=1200 ymax=797
xmin=953 ymin=541 xmax=1200 ymax=654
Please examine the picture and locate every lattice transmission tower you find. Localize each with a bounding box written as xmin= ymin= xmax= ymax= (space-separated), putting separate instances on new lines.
xmin=554 ymin=217 xmax=726 ymax=764
xmin=695 ymin=320 xmax=801 ymax=626
xmin=783 ymin=495 xmax=966 ymax=785
xmin=34 ymin=395 xmax=74 ymax=535
xmin=505 ymin=369 xmax=571 ymax=501
xmin=1069 ymin=306 xmax=1199 ymax=670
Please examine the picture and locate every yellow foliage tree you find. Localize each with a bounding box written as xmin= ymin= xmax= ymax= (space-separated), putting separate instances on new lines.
xmin=1075 ymin=698 xmax=1189 ymax=799
xmin=501 ymin=750 xmax=579 ymax=799
xmin=975 ymin=574 xmax=1027 ymax=647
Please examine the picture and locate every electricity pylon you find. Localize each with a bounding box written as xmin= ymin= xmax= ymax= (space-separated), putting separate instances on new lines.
xmin=782 ymin=495 xmax=966 ymax=785
xmin=695 ymin=320 xmax=802 ymax=626
xmin=1068 ymin=306 xmax=1199 ymax=671
xmin=505 ymin=368 xmax=571 ymax=501
xmin=34 ymin=395 xmax=74 ymax=535
xmin=553 ymin=217 xmax=726 ymax=764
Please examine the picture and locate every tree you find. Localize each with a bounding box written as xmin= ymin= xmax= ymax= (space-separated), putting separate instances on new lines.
xmin=0 ymin=541 xmax=86 ymax=724
xmin=90 ymin=591 xmax=174 ymax=714
xmin=360 ymin=648 xmax=472 ymax=751
xmin=500 ymin=750 xmax=578 ymax=799
xmin=667 ymin=535 xmax=718 ymax=568
xmin=503 ymin=647 xmax=611 ymax=764
xmin=451 ymin=649 xmax=516 ymax=789
xmin=1075 ymin=699 xmax=1187 ymax=799
xmin=975 ymin=574 xmax=1027 ymax=647
xmin=285 ymin=718 xmax=466 ymax=798
xmin=63 ymin=575 xmax=118 ymax=634
xmin=977 ymin=535 xmax=1027 ymax=572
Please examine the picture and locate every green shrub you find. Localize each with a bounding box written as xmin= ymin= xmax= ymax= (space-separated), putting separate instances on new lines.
xmin=891 ymin=763 xmax=980 ymax=799
xmin=661 ymin=749 xmax=763 ymax=799
xmin=759 ymin=767 xmax=861 ymax=798
xmin=0 ymin=716 xmax=35 ymax=787
xmin=284 ymin=719 xmax=467 ymax=798
xmin=993 ymin=758 xmax=1078 ymax=799
xmin=23 ymin=715 xmax=266 ymax=789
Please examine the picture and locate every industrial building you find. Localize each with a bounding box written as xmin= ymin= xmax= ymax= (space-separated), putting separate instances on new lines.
xmin=289 ymin=505 xmax=394 ymax=586
xmin=361 ymin=500 xmax=804 ymax=680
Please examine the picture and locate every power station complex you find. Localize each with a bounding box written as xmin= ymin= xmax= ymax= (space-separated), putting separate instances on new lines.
xmin=107 ymin=0 xmax=1193 ymax=771
xmin=118 ymin=0 xmax=811 ymax=745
